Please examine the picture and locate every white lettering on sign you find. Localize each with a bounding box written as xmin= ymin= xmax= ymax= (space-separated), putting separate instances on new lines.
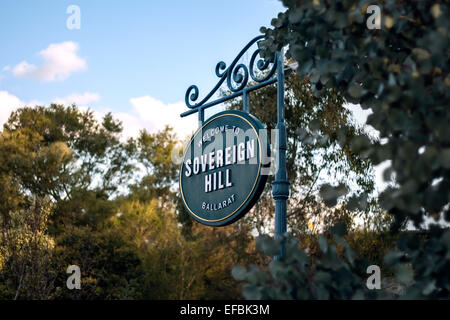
xmin=201 ymin=125 xmax=240 ymax=145
xmin=193 ymin=157 xmax=200 ymax=175
xmin=185 ymin=138 xmax=257 ymax=194
xmin=205 ymin=169 xmax=232 ymax=193
xmin=202 ymin=194 xmax=236 ymax=211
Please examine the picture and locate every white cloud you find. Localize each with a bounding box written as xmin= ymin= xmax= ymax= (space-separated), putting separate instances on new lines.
xmin=0 ymin=91 xmax=196 ymax=142
xmin=52 ymin=92 xmax=100 ymax=106
xmin=10 ymin=42 xmax=86 ymax=81
xmin=12 ymin=61 xmax=37 ymax=77
xmin=0 ymin=92 xmax=49 ymax=128
xmin=0 ymin=90 xmax=100 ymax=129
xmin=0 ymin=91 xmax=24 ymax=126
xmin=115 ymin=96 xmax=197 ymax=139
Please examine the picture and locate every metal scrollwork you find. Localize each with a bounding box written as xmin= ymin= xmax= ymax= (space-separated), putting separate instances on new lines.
xmin=185 ymin=35 xmax=277 ymax=110
xmin=250 ymin=48 xmax=277 ymax=83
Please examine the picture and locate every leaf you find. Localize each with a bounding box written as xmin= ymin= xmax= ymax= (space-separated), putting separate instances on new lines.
xmin=346 ymin=194 xmax=368 ymax=211
xmin=310 ymin=69 xmax=321 ymax=83
xmin=296 ymin=127 xmax=308 ymax=140
xmin=288 ymin=8 xmax=303 ymax=24
xmin=384 ymin=251 xmax=404 ymax=266
xmin=421 ymin=280 xmax=436 ymax=296
xmin=256 ymin=235 xmax=281 ymax=256
xmin=269 ymin=260 xmax=285 ymax=280
xmin=350 ymin=135 xmax=371 ymax=153
xmin=330 ymin=221 xmax=347 ymax=237
xmin=439 ymin=149 xmax=450 ymax=169
xmin=319 ymin=183 xmax=349 ymax=207
xmin=308 ymin=119 xmax=321 ymax=132
xmin=395 ymin=264 xmax=413 ymax=284
xmin=316 ymin=285 xmax=330 ymax=300
xmin=232 ymin=265 xmax=247 ymax=281
xmin=246 ymin=267 xmax=267 ymax=286
xmin=412 ymin=48 xmax=431 ymax=60
xmin=431 ymin=4 xmax=442 ymax=19
xmin=314 ymin=271 xmax=332 ymax=284
xmin=348 ymin=82 xmax=364 ymax=98
xmin=318 ymin=235 xmax=328 ymax=253
xmin=242 ymin=284 xmax=262 ymax=300
xmin=352 ymin=290 xmax=365 ymax=300
xmin=441 ymin=230 xmax=450 ymax=249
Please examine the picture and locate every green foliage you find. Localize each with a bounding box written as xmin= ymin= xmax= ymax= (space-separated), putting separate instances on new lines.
xmin=238 ymin=0 xmax=450 ymax=300
xmin=127 ymin=126 xmax=179 ymax=203
xmin=0 ymin=198 xmax=59 ymax=299
xmin=389 ymin=228 xmax=450 ymax=299
xmin=0 ymin=104 xmax=256 ymax=299
xmin=54 ymin=225 xmax=143 ymax=300
xmin=233 ymin=229 xmax=369 ymax=300
xmin=1 ymin=105 xmax=136 ymax=231
xmin=259 ymin=0 xmax=449 ymax=230
xmin=227 ymin=73 xmax=380 ymax=236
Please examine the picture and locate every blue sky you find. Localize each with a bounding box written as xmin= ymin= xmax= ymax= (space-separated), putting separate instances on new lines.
xmin=0 ymin=0 xmax=286 ymax=137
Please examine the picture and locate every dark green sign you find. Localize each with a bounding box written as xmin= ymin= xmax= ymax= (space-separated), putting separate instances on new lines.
xmin=179 ymin=110 xmax=269 ymax=226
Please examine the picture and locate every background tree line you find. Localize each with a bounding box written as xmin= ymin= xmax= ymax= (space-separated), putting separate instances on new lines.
xmin=0 ymin=71 xmax=396 ymax=299
xmin=0 ymin=105 xmax=258 ymax=299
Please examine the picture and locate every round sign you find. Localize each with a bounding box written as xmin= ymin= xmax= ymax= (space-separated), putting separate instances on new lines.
xmin=179 ymin=110 xmax=269 ymax=226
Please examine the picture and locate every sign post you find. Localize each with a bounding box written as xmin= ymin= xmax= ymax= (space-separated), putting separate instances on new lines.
xmin=180 ymin=36 xmax=289 ymax=258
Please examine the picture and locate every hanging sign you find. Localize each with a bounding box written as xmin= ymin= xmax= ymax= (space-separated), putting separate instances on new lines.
xmin=179 ymin=110 xmax=269 ymax=226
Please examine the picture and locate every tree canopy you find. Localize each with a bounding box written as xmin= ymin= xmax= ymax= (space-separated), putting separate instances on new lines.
xmin=233 ymin=0 xmax=449 ymax=300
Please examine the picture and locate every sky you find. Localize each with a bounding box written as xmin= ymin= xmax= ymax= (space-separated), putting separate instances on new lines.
xmin=0 ymin=0 xmax=286 ymax=138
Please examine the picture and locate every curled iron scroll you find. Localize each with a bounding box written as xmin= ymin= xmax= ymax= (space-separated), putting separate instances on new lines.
xmin=185 ymin=35 xmax=277 ymax=109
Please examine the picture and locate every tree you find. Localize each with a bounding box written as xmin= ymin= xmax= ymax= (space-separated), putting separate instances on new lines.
xmin=234 ymin=0 xmax=450 ymax=299
xmin=121 ymin=128 xmax=258 ymax=299
xmin=227 ymin=72 xmax=383 ymax=236
xmin=1 ymin=105 xmax=136 ymax=231
xmin=127 ymin=126 xmax=179 ymax=204
xmin=259 ymin=0 xmax=449 ymax=232
xmin=0 ymin=197 xmax=59 ymax=299
xmin=0 ymin=104 xmax=139 ymax=299
xmin=0 ymin=104 xmax=259 ymax=299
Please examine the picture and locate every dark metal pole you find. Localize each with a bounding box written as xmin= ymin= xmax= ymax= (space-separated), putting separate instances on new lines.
xmin=272 ymin=49 xmax=289 ymax=260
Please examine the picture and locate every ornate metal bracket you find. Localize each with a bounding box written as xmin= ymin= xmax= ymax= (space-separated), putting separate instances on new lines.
xmin=181 ymin=35 xmax=278 ymax=124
